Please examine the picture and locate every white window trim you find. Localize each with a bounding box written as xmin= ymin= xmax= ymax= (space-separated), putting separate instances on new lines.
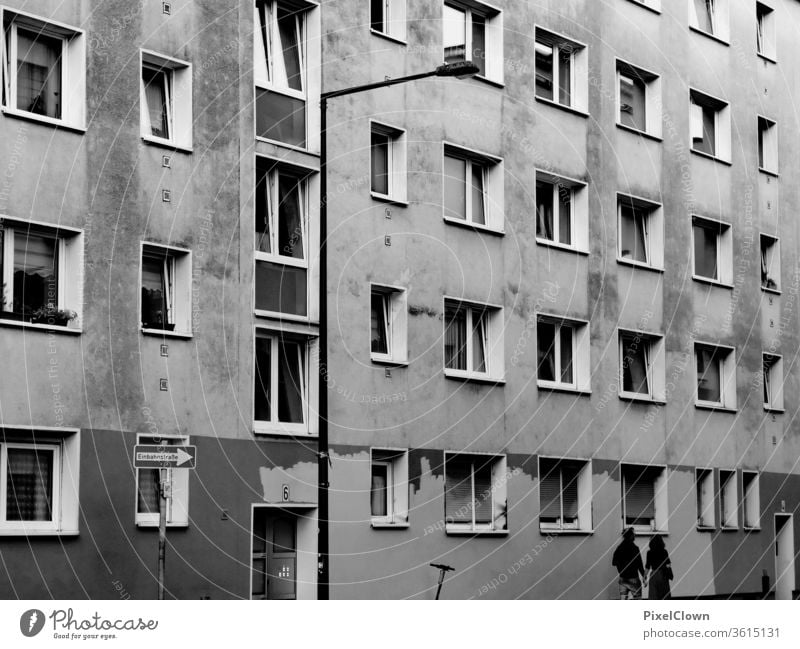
xmin=535 ymin=313 xmax=591 ymax=393
xmin=618 ymin=328 xmax=666 ymax=403
xmin=139 ymin=242 xmax=193 ymax=337
xmin=689 ymin=88 xmax=731 ymax=163
xmin=369 ymin=447 xmax=409 ymax=527
xmin=742 ymin=470 xmax=760 ymax=530
xmin=134 ymin=434 xmax=190 ymax=528
xmin=696 ymin=467 xmax=716 ymax=529
xmin=617 ymin=192 xmax=664 ymax=270
xmin=758 ymin=115 xmax=778 ymax=175
xmin=534 ymin=169 xmax=589 ymax=253
xmin=0 ymin=442 xmax=60 ymax=532
xmin=442 ymin=142 xmax=504 ymax=233
xmin=719 ymin=468 xmax=738 ymax=530
xmin=537 ymin=455 xmax=593 ymax=533
xmin=756 ymin=2 xmax=776 ymax=61
xmin=139 ymin=49 xmax=192 ymax=152
xmin=694 ymin=341 xmax=737 ymax=410
xmin=621 ymin=462 xmax=668 ymax=534
xmin=533 ymin=26 xmax=588 ymax=113
xmin=615 ymin=59 xmax=662 ymax=138
xmin=369 ymin=283 xmax=408 ymax=365
xmin=689 ymin=0 xmax=730 ymax=42
xmin=442 ymin=0 xmax=504 ymax=84
xmin=691 ymin=214 xmax=733 ymax=286
xmin=760 ymin=233 xmax=780 ymax=293
xmin=370 ymin=120 xmax=407 ymax=204
xmin=763 ymin=353 xmax=784 ymax=412
xmin=444 ymin=451 xmax=508 ymax=534
xmin=443 ymin=297 xmax=505 ymax=383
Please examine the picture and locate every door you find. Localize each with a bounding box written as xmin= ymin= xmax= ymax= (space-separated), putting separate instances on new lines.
xmin=252 ymin=509 xmax=297 ymax=600
xmin=774 ymin=514 xmax=795 ymax=600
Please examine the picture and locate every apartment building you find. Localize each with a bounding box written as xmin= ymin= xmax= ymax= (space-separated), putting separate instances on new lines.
xmin=0 ymin=0 xmax=798 ymax=600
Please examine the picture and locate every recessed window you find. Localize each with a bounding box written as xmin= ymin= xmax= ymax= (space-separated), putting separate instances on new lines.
xmin=534 ymin=28 xmax=588 ymax=112
xmin=760 ymin=234 xmax=780 ymax=292
xmin=696 ymin=468 xmax=716 ymax=529
xmin=621 ymin=463 xmax=667 ymax=533
xmin=535 ymin=171 xmax=588 ymax=251
xmin=616 ymin=60 xmax=661 ymax=137
xmin=618 ymin=194 xmax=664 ymax=269
xmin=443 ymin=144 xmax=503 ymax=231
xmin=370 ymin=285 xmax=407 ymax=365
xmin=742 ymin=471 xmax=760 ymax=529
xmin=692 ymin=215 xmax=732 ymax=285
xmin=690 ymin=89 xmax=731 ymax=162
xmin=538 ymin=457 xmax=592 ymax=532
xmin=255 ymin=158 xmax=310 ymax=318
xmin=443 ymin=1 xmax=502 ymax=83
xmin=444 ymin=299 xmax=503 ymax=381
xmin=0 ymin=220 xmax=82 ymax=328
xmin=140 ymin=244 xmax=192 ymax=335
xmin=695 ymin=343 xmax=736 ymax=410
xmin=0 ymin=9 xmax=86 ymax=128
xmin=619 ymin=330 xmax=666 ymax=402
xmin=720 ymin=469 xmax=738 ymax=529
xmin=756 ymin=2 xmax=775 ymax=59
xmin=689 ymin=0 xmax=729 ymax=41
xmin=371 ymin=0 xmax=406 ymax=42
xmin=758 ymin=116 xmax=778 ymax=174
xmin=763 ymin=353 xmax=783 ymax=412
xmin=536 ymin=315 xmax=590 ymax=392
xmin=371 ymin=122 xmax=406 ymax=203
xmin=140 ymin=51 xmax=192 ymax=150
xmin=135 ymin=435 xmax=189 ymax=527
xmin=370 ymin=448 xmax=408 ymax=526
xmin=444 ymin=453 xmax=507 ymax=533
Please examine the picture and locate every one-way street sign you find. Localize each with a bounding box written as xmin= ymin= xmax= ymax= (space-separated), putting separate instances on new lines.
xmin=134 ymin=444 xmax=197 ymax=469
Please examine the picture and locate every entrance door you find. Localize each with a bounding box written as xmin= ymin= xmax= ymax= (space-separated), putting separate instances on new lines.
xmin=252 ymin=509 xmax=297 ymax=600
xmin=774 ymin=514 xmax=795 ymax=600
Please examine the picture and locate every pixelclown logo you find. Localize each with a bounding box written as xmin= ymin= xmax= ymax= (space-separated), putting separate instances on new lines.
xmin=20 ymin=609 xmax=45 ymax=637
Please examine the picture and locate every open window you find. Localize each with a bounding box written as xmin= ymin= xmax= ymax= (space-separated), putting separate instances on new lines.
xmin=695 ymin=342 xmax=737 ymax=410
xmin=696 ymin=467 xmax=716 ymax=529
xmin=758 ymin=116 xmax=778 ymax=174
xmin=443 ymin=143 xmax=503 ymax=232
xmin=535 ymin=171 xmax=588 ymax=252
xmin=689 ymin=0 xmax=729 ymax=42
xmin=370 ymin=448 xmax=408 ymax=527
xmin=442 ymin=1 xmax=503 ymax=83
xmin=0 ymin=8 xmax=86 ymax=129
xmin=616 ymin=60 xmax=661 ymax=137
xmin=617 ymin=194 xmax=664 ymax=269
xmin=618 ymin=330 xmax=666 ymax=402
xmin=443 ymin=298 xmax=504 ymax=381
xmin=140 ymin=244 xmax=192 ymax=335
xmin=135 ymin=435 xmax=189 ymax=527
xmin=720 ymin=469 xmax=738 ymax=529
xmin=538 ymin=457 xmax=592 ymax=532
xmin=370 ymin=284 xmax=407 ymax=365
xmin=370 ymin=121 xmax=407 ymax=203
xmin=140 ymin=50 xmax=192 ymax=150
xmin=621 ymin=463 xmax=667 ymax=533
xmin=690 ymin=89 xmax=731 ymax=162
xmin=444 ymin=453 xmax=507 ymax=533
xmin=371 ymin=0 xmax=406 ymax=42
xmin=763 ymin=353 xmax=783 ymax=412
xmin=760 ymin=234 xmax=780 ymax=292
xmin=742 ymin=471 xmax=760 ymax=530
xmin=692 ymin=215 xmax=732 ymax=285
xmin=756 ymin=3 xmax=776 ymax=60
xmin=536 ymin=314 xmax=591 ymax=392
xmin=534 ymin=27 xmax=588 ymax=112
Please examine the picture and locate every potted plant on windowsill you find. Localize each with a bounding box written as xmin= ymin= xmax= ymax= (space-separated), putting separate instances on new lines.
xmin=30 ymin=306 xmax=78 ymax=327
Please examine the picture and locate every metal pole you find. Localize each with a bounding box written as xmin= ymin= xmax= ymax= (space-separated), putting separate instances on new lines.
xmin=157 ymin=467 xmax=168 ymax=600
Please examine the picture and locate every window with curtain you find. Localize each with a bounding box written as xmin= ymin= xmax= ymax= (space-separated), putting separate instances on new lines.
xmin=761 ymin=235 xmax=779 ymax=290
xmin=619 ymin=201 xmax=649 ymax=263
xmin=445 ymin=455 xmax=495 ymax=529
xmin=621 ymin=333 xmax=650 ymax=396
xmin=696 ymin=347 xmax=722 ymax=403
xmin=537 ymin=318 xmax=574 ymax=386
xmin=12 ymin=229 xmax=58 ymax=317
xmin=536 ymin=179 xmax=572 ymax=245
xmin=445 ymin=303 xmax=490 ymax=375
xmin=370 ymin=462 xmax=389 ymax=517
xmin=254 ymin=335 xmax=306 ymax=428
xmin=444 ymin=151 xmax=487 ymax=226
xmin=444 ymin=305 xmax=467 ymax=371
xmin=539 ymin=459 xmax=580 ymax=529
xmin=15 ymin=27 xmax=62 ymax=119
xmin=142 ymin=64 xmax=171 ymax=140
xmin=4 ymin=447 xmax=54 ymax=522
xmin=623 ymin=466 xmax=657 ymax=529
xmin=693 ymin=222 xmax=719 ymax=280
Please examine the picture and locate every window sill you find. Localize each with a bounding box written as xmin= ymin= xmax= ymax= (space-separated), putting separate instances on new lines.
xmin=535 ymin=239 xmax=589 ymax=256
xmin=625 ymin=0 xmax=661 ymax=15
xmin=534 ymin=96 xmax=589 ymax=118
xmin=757 ymin=52 xmax=777 ymax=65
xmin=472 ymin=74 xmax=505 ymax=89
xmin=616 ymin=122 xmax=663 ymax=142
xmin=136 ymin=522 xmax=189 ymax=529
xmin=253 ymin=423 xmax=317 ymax=438
xmin=761 ymin=286 xmax=781 ymax=296
xmin=696 ymin=525 xmax=717 ymax=532
xmin=619 ymin=393 xmax=665 ymax=405
xmin=764 ymin=406 xmax=785 ymax=414
xmin=690 ymin=148 xmax=732 ymax=166
xmin=371 ymin=356 xmax=409 ymax=367
xmin=1 ymin=107 xmax=86 ymax=133
xmin=371 ymin=192 xmax=409 ymax=207
xmin=539 ymin=527 xmax=594 ymax=535
xmin=444 ymin=369 xmax=505 ymax=385
xmin=536 ymin=382 xmax=591 ymax=396
xmin=142 ymin=327 xmax=193 ymax=339
xmin=617 ymin=257 xmax=664 ymax=273
xmin=695 ymin=402 xmax=737 ymax=414
xmin=141 ymin=135 xmax=193 ymax=154
xmin=254 ymin=309 xmax=314 ymax=325
xmin=369 ymin=28 xmax=407 ymax=46
xmin=720 ymin=526 xmax=739 ymax=532
xmin=445 ymin=528 xmax=508 ymax=537
xmin=688 ymin=25 xmax=730 ymax=47
xmin=370 ymin=521 xmax=410 ymax=529
xmin=0 ymin=529 xmax=79 ymax=537
xmin=759 ymin=167 xmax=779 ymax=178
xmin=0 ymin=318 xmax=82 ymax=334
xmin=254 ymin=135 xmax=318 ymax=157
xmin=443 ymin=216 xmax=504 ymax=236
xmin=744 ymin=526 xmax=761 ymax=532
xmin=630 ymin=529 xmax=668 ymax=537
xmin=692 ymin=275 xmax=734 ymax=290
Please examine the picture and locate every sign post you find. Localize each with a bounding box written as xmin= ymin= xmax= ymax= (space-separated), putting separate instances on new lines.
xmin=133 ymin=443 xmax=197 ymax=599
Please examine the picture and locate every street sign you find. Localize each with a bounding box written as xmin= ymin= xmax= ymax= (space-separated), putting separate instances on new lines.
xmin=134 ymin=444 xmax=197 ymax=469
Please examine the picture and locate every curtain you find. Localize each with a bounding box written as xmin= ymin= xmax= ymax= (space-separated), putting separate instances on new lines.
xmin=5 ymin=448 xmax=53 ymax=521
xmin=277 ymin=340 xmax=304 ymax=424
xmin=444 ymin=307 xmax=467 ymax=370
xmin=534 ymin=42 xmax=554 ymax=100
xmin=371 ymin=292 xmax=389 ymax=354
xmin=471 ymin=309 xmax=487 ymax=373
xmin=278 ymin=174 xmax=304 ymax=259
xmin=539 ymin=462 xmax=561 ymax=521
xmin=559 ymin=323 xmax=574 ymax=384
xmin=470 ymin=163 xmax=486 ymax=225
xmin=13 ymin=230 xmax=57 ymax=315
xmin=254 ymin=337 xmax=272 ymax=421
xmin=557 ymin=184 xmax=572 ymax=245
xmin=445 ymin=457 xmax=472 ymax=523
xmin=143 ymin=66 xmax=169 ymax=139
xmin=697 ymin=347 xmax=721 ymax=403
xmin=536 ymin=180 xmax=554 ymax=241
xmin=16 ymin=28 xmax=61 ymax=119
xmin=443 ymin=5 xmax=466 ymax=63
xmin=136 ymin=468 xmax=160 ymax=515
xmin=370 ymin=464 xmax=388 ymax=517
xmin=371 ymin=132 xmax=389 ymax=196
xmin=444 ymin=155 xmax=466 ymax=220
xmin=537 ymin=320 xmax=556 ymax=381
xmin=625 ymin=470 xmax=655 ymax=525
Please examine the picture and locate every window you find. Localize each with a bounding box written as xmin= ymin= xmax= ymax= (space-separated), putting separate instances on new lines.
xmin=621 ymin=464 xmax=667 ymax=533
xmin=619 ymin=330 xmax=666 ymax=402
xmin=758 ymin=116 xmax=778 ymax=174
xmin=254 ymin=332 xmax=314 ymax=434
xmin=538 ymin=457 xmax=591 ymax=532
xmin=442 ymin=2 xmax=502 ymax=83
xmin=370 ymin=122 xmax=407 ymax=203
xmin=695 ymin=343 xmax=736 ymax=409
xmin=696 ymin=468 xmax=715 ymax=529
xmin=618 ymin=194 xmax=664 ymax=269
xmin=760 ymin=234 xmax=780 ymax=292
xmin=140 ymin=51 xmax=192 ymax=150
xmin=371 ymin=0 xmax=406 ymax=41
xmin=0 ymin=220 xmax=82 ymax=328
xmin=135 ymin=436 xmax=189 ymax=527
xmin=535 ymin=171 xmax=588 ymax=251
xmin=534 ymin=28 xmax=588 ymax=112
xmin=1 ymin=8 xmax=86 ymax=128
xmin=444 ymin=453 xmax=507 ymax=533
xmin=0 ymin=429 xmax=79 ymax=535
xmin=690 ymin=89 xmax=731 ymax=161
xmin=689 ymin=0 xmax=729 ymax=41
xmin=255 ymin=1 xmax=318 ymax=148
xmin=763 ymin=353 xmax=783 ymax=411
xmin=443 ymin=144 xmax=503 ymax=231
xmin=443 ymin=299 xmax=503 ymax=381
xmin=756 ymin=3 xmax=776 ymax=60
xmin=255 ymin=158 xmax=311 ymax=318
xmin=370 ymin=285 xmax=407 ymax=364
xmin=720 ymin=469 xmax=738 ymax=529
xmin=692 ymin=216 xmax=732 ymax=285
xmin=616 ymin=60 xmax=661 ymax=137
xmin=742 ymin=471 xmax=760 ymax=529
xmin=536 ymin=315 xmax=590 ymax=392
xmin=370 ymin=449 xmax=408 ymax=526
xmin=140 ymin=244 xmax=192 ymax=335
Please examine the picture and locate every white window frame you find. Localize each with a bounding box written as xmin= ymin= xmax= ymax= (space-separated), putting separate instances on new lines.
xmin=369 ymin=448 xmax=409 ymax=527
xmin=442 ymin=142 xmax=504 ymax=233
xmin=370 ymin=120 xmax=407 ymax=204
xmin=537 ymin=456 xmax=592 ymax=533
xmin=0 ymin=442 xmax=60 ymax=532
xmin=0 ymin=7 xmax=86 ymax=129
xmin=139 ymin=242 xmax=192 ymax=337
xmin=696 ymin=467 xmax=716 ymax=529
xmin=742 ymin=470 xmax=760 ymax=530
xmin=760 ymin=234 xmax=780 ymax=293
xmin=134 ymin=434 xmax=190 ymax=528
xmin=444 ymin=452 xmax=507 ymax=534
xmin=690 ymin=89 xmax=731 ymax=162
xmin=763 ymin=353 xmax=784 ymax=412
xmin=370 ymin=284 xmax=407 ymax=365
xmin=621 ymin=463 xmax=668 ymax=534
xmin=618 ymin=329 xmax=666 ymax=402
xmin=443 ymin=297 xmax=504 ymax=382
xmin=533 ymin=26 xmax=588 ymax=113
xmin=534 ymin=170 xmax=589 ymax=253
xmin=535 ymin=314 xmax=591 ymax=393
xmin=758 ymin=116 xmax=778 ymax=175
xmin=615 ymin=59 xmax=662 ymax=138
xmin=442 ymin=1 xmax=503 ymax=84
xmin=0 ymin=217 xmax=84 ymax=331
xmin=370 ymin=0 xmax=407 ymax=42
xmin=756 ymin=2 xmax=776 ymax=60
xmin=694 ymin=342 xmax=737 ymax=410
xmin=692 ymin=215 xmax=733 ymax=286
xmin=617 ymin=193 xmax=664 ymax=270
xmin=139 ymin=50 xmax=192 ymax=151
xmin=719 ymin=469 xmax=738 ymax=529
xmin=689 ymin=0 xmax=730 ymax=42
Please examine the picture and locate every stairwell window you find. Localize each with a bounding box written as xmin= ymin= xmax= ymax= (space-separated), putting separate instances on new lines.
xmin=535 ymin=171 xmax=588 ymax=252
xmin=763 ymin=353 xmax=783 ymax=412
xmin=761 ymin=234 xmax=780 ymax=292
xmin=442 ymin=1 xmax=502 ymax=83
xmin=621 ymin=463 xmax=667 ymax=533
xmin=695 ymin=343 xmax=736 ymax=410
xmin=696 ymin=467 xmax=716 ymax=529
xmin=371 ymin=0 xmax=406 ymax=42
xmin=538 ymin=457 xmax=591 ymax=532
xmin=536 ymin=315 xmax=590 ymax=392
xmin=444 ymin=453 xmax=507 ymax=533
xmin=534 ymin=28 xmax=587 ymax=112
xmin=443 ymin=299 xmax=503 ymax=381
xmin=690 ymin=89 xmax=731 ymax=162
xmin=618 ymin=194 xmax=664 ymax=269
xmin=443 ymin=144 xmax=503 ymax=231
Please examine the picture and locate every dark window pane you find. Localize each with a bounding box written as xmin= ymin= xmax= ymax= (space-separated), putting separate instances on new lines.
xmin=16 ymin=28 xmax=62 ymax=119
xmin=141 ymin=254 xmax=168 ymax=328
xmin=619 ymin=73 xmax=646 ymax=131
xmin=444 ymin=456 xmax=472 ymax=523
xmin=371 ymin=131 xmax=389 ymax=195
xmin=254 ymin=337 xmax=272 ymax=421
xmin=537 ymin=320 xmax=556 ymax=381
xmin=470 ymin=163 xmax=486 ymax=225
xmin=559 ymin=324 xmax=574 ymax=384
xmin=693 ymin=224 xmax=718 ymax=280
xmin=277 ymin=340 xmax=304 ymax=423
xmin=444 ymin=306 xmax=467 ymax=370
xmin=471 ymin=14 xmax=486 ymax=76
xmin=13 ymin=230 xmax=58 ymax=318
xmin=697 ymin=348 xmax=721 ymax=403
xmin=620 ymin=203 xmax=648 ymax=263
xmin=370 ymin=463 xmax=388 ymax=516
xmin=536 ymin=180 xmax=554 ymax=240
xmin=557 ymin=184 xmax=572 ymax=245
xmin=277 ymin=174 xmax=304 ymax=259
xmin=6 ymin=447 xmax=54 ymax=521
xmin=622 ymin=335 xmax=649 ymax=394
xmin=444 ymin=155 xmax=466 ymax=220
xmin=255 ymin=167 xmax=272 ymax=254
xmin=371 ymin=0 xmax=384 ymax=31
xmin=371 ymin=292 xmax=389 ymax=355
xmin=256 ymin=88 xmax=306 ymax=147
xmin=255 ymin=261 xmax=307 ymax=316
xmin=535 ymin=41 xmax=554 ymax=100
xmin=276 ymin=7 xmax=302 ymax=91
xmin=473 ymin=459 xmax=493 ymax=524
